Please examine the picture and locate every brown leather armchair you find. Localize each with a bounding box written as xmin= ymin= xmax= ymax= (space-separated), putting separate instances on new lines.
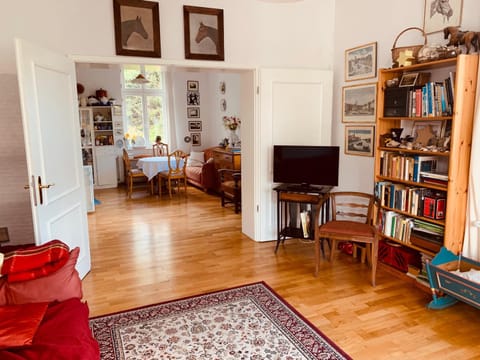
xmin=218 ymin=169 xmax=241 ymax=213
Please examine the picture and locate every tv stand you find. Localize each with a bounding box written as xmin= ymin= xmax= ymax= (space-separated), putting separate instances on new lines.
xmin=273 ymin=184 xmax=332 ymax=253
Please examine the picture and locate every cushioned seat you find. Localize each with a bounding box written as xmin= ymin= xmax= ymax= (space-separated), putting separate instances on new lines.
xmin=218 ymin=169 xmax=241 ymax=213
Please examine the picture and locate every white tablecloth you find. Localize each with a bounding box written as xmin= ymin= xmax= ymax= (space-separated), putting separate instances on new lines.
xmin=137 ymin=156 xmax=172 ymax=180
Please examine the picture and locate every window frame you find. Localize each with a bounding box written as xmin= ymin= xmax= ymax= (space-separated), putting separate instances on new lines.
xmin=121 ymin=64 xmax=168 ymax=147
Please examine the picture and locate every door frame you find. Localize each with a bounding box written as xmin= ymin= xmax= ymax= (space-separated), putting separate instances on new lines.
xmin=72 ymin=55 xmax=260 ymax=240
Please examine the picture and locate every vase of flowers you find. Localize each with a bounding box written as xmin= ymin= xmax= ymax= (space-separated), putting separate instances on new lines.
xmin=223 ymin=116 xmax=241 ymax=147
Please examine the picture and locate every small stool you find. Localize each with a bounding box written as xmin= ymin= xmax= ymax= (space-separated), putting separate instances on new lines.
xmin=352 ymin=243 xmax=367 ymax=263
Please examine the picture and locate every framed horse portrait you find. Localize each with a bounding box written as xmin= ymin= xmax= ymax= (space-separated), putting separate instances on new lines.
xmin=183 ymin=5 xmax=224 ymax=61
xmin=113 ymin=0 xmax=161 ymax=57
xmin=423 ymin=0 xmax=463 ymax=34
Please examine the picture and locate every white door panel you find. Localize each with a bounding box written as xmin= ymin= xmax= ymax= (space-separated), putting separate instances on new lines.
xmin=15 ymin=38 xmax=91 ymax=278
xmin=256 ymin=68 xmax=333 ymax=242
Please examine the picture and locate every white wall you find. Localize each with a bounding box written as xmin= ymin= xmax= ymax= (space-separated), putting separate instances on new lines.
xmin=76 ymin=63 xmax=122 ymax=104
xmin=333 ymin=0 xmax=480 ymax=193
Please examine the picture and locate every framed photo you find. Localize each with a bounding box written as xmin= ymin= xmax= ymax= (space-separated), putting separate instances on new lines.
xmin=187 ymin=107 xmax=200 ymax=118
xmin=424 ymin=0 xmax=463 ymax=34
xmin=188 ymin=121 xmax=202 ymax=131
xmin=342 ymin=83 xmax=377 ymax=123
xmin=183 ymin=5 xmax=224 ymax=61
xmin=187 ymin=91 xmax=200 ymax=106
xmin=187 ymin=80 xmax=199 ymax=91
xmin=345 ymin=125 xmax=375 ymax=157
xmin=220 ymin=81 xmax=226 ymax=94
xmin=113 ymin=0 xmax=161 ymax=58
xmin=399 ymin=73 xmax=419 ymax=87
xmin=345 ymin=42 xmax=377 ymax=82
xmin=191 ymin=133 xmax=201 ymax=146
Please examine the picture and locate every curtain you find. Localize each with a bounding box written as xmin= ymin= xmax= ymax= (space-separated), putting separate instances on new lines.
xmin=462 ymin=65 xmax=480 ymax=260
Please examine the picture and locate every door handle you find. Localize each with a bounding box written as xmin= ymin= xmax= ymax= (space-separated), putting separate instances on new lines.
xmin=37 ymin=176 xmax=55 ymax=205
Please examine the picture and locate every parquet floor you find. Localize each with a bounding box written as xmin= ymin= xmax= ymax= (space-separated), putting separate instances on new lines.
xmin=82 ymin=186 xmax=480 ymax=359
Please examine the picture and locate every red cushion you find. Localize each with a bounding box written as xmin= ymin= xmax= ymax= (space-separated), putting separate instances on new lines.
xmin=0 ymin=299 xmax=100 ymax=360
xmin=0 ymin=302 xmax=48 ymax=349
xmin=5 ymin=248 xmax=82 ymax=305
xmin=319 ymin=220 xmax=375 ymax=237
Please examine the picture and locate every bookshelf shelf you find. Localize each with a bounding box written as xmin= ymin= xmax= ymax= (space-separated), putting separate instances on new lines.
xmin=375 ymin=54 xmax=478 ymax=279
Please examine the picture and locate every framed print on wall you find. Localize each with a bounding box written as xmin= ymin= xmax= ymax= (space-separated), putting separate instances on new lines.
xmin=183 ymin=5 xmax=224 ymax=61
xmin=424 ymin=0 xmax=463 ymax=34
xmin=187 ymin=91 xmax=200 ymax=106
xmin=187 ymin=80 xmax=199 ymax=91
xmin=191 ymin=133 xmax=202 ymax=146
xmin=113 ymin=0 xmax=161 ymax=57
xmin=342 ymin=83 xmax=377 ymax=123
xmin=187 ymin=107 xmax=200 ymax=118
xmin=188 ymin=121 xmax=202 ymax=131
xmin=345 ymin=42 xmax=377 ymax=81
xmin=345 ymin=125 xmax=375 ymax=157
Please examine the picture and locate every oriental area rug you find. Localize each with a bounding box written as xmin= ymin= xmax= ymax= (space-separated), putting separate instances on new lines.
xmin=89 ymin=282 xmax=351 ymax=360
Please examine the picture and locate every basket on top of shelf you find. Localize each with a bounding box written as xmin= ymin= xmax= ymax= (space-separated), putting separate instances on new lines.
xmin=391 ymin=27 xmax=427 ymax=68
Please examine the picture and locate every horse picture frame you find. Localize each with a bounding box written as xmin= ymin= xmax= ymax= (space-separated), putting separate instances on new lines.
xmin=423 ymin=0 xmax=463 ymax=34
xmin=113 ymin=0 xmax=161 ymax=58
xmin=183 ymin=5 xmax=224 ymax=61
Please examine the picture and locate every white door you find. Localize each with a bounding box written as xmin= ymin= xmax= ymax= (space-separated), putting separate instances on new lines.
xmin=15 ymin=38 xmax=91 ymax=278
xmin=255 ymin=68 xmax=333 ymax=241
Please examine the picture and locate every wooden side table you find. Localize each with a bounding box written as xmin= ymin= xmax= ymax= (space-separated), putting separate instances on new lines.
xmin=273 ymin=184 xmax=332 ymax=253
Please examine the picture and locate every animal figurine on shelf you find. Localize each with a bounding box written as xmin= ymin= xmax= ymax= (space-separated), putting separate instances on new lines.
xmin=443 ymin=26 xmax=479 ymax=54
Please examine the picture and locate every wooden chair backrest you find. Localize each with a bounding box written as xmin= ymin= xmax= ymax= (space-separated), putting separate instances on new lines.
xmin=167 ymin=150 xmax=188 ymax=176
xmin=153 ymin=143 xmax=169 ymax=157
xmin=329 ymin=192 xmax=374 ymax=224
xmin=122 ymin=148 xmax=132 ymax=172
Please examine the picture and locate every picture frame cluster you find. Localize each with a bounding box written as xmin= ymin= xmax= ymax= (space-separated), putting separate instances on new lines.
xmin=342 ymin=42 xmax=377 ymax=157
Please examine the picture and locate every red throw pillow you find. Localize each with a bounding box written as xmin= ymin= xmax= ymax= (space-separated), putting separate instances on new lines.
xmin=0 ymin=302 xmax=48 ymax=349
xmin=5 ymin=248 xmax=82 ymax=305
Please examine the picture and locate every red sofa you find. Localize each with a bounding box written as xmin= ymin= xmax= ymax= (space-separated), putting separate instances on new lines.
xmin=185 ymin=146 xmax=221 ymax=192
xmin=0 ymin=241 xmax=99 ymax=359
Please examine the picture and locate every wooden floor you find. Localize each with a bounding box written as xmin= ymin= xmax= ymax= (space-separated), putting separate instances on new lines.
xmin=82 ymin=186 xmax=480 ymax=360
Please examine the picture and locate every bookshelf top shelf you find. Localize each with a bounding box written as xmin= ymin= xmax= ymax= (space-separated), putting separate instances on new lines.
xmin=380 ymin=58 xmax=457 ymax=74
xmin=378 ymin=147 xmax=450 ymax=157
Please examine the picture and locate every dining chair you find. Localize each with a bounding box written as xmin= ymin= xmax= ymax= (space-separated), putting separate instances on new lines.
xmin=218 ymin=169 xmax=241 ymax=213
xmin=122 ymin=149 xmax=152 ymax=199
xmin=158 ymin=150 xmax=189 ymax=198
xmin=313 ymin=191 xmax=378 ymax=286
xmin=153 ymin=142 xmax=169 ymax=157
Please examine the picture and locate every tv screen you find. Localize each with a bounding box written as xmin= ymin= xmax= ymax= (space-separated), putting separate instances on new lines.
xmin=273 ymin=145 xmax=339 ymax=188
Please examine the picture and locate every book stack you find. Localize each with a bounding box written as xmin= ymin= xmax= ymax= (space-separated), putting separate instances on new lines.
xmin=410 ymin=219 xmax=444 ymax=252
xmin=420 ymin=170 xmax=448 ymax=187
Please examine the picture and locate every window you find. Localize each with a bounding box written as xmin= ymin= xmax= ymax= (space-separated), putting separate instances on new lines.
xmin=122 ymin=64 xmax=167 ymax=146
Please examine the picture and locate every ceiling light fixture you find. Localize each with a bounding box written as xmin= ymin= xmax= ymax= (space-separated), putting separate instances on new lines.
xmin=130 ymin=73 xmax=150 ymax=84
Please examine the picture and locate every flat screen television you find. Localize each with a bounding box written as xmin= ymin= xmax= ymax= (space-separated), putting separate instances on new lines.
xmin=273 ymin=145 xmax=339 ymax=188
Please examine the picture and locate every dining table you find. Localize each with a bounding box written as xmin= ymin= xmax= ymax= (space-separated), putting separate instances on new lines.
xmin=136 ymin=156 xmax=174 ymax=180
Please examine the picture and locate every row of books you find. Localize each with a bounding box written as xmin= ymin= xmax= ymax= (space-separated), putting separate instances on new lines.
xmin=375 ymin=181 xmax=446 ymax=217
xmin=405 ymin=73 xmax=455 ymax=117
xmin=379 ymin=152 xmax=448 ymax=183
xmin=377 ymin=208 xmax=445 ymax=246
xmin=377 ymin=209 xmax=414 ymax=243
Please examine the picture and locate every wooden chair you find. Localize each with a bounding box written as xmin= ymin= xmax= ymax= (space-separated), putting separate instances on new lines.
xmin=158 ymin=150 xmax=189 ymax=198
xmin=122 ymin=149 xmax=151 ymax=199
xmin=218 ymin=169 xmax=241 ymax=213
xmin=313 ymin=191 xmax=378 ymax=286
xmin=153 ymin=142 xmax=169 ymax=157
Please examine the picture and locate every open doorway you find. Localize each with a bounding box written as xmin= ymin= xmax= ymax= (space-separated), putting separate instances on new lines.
xmin=75 ymin=61 xmax=254 ymax=218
